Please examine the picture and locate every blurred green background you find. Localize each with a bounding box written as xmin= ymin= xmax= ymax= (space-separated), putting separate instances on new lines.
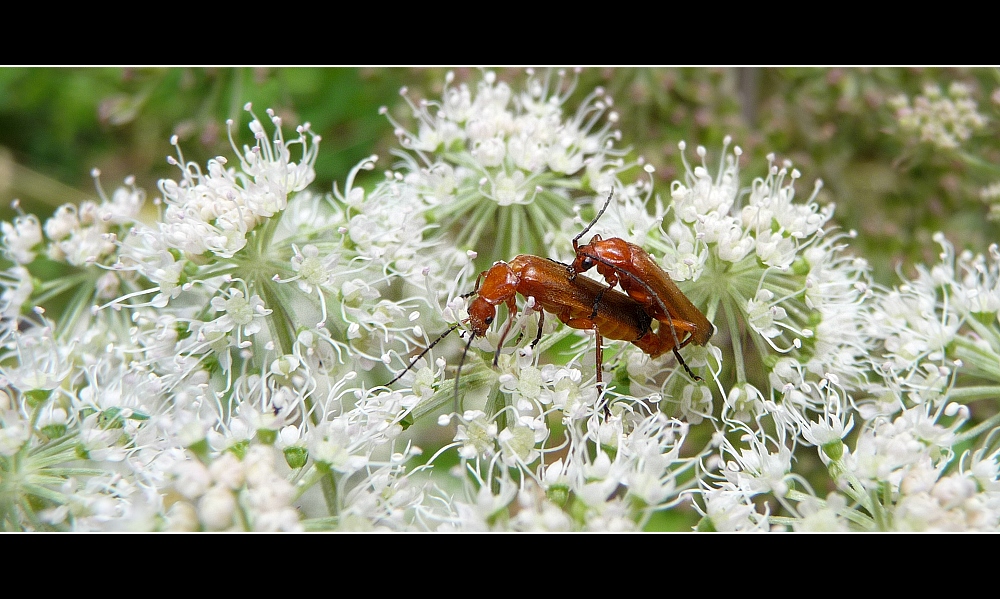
xmin=2 ymin=66 xmax=998 ymax=286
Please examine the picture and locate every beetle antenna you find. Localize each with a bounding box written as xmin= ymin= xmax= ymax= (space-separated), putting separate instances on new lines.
xmin=386 ymin=323 xmax=459 ymax=386
xmin=573 ymin=188 xmax=615 ymax=250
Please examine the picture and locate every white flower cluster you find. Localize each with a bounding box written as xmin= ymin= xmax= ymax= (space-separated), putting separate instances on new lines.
xmin=385 ymin=69 xmax=634 ymax=264
xmin=444 ymin=402 xmax=699 ymax=531
xmin=166 ymin=446 xmax=301 ymax=532
xmin=604 ymin=138 xmax=874 ymax=426
xmin=0 ymin=103 xmax=449 ymax=531
xmin=156 ymin=105 xmax=318 ymax=259
xmin=0 ymin=175 xmax=144 ymax=334
xmin=890 ymin=82 xmax=987 ymax=150
xmin=697 ymin=229 xmax=1000 ymax=531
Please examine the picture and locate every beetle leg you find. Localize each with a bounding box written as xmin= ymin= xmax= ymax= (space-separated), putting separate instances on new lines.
xmin=594 ymin=326 xmax=608 ymax=417
xmin=530 ymin=309 xmax=545 ymax=350
xmin=461 ymin=270 xmax=487 ymax=299
xmin=672 ymin=347 xmax=702 ymax=381
xmin=589 ymin=285 xmax=607 ymax=321
xmin=492 ymin=295 xmax=521 ymax=366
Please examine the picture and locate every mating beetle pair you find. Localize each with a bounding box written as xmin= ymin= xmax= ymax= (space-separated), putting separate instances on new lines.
xmin=388 ymin=190 xmax=713 ymax=414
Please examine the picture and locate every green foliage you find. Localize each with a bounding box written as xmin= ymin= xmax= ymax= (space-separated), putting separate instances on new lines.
xmin=0 ymin=67 xmax=435 ymax=221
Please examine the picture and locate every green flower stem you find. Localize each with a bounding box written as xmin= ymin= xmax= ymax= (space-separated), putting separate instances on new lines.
xmin=959 ymin=315 xmax=1000 ymax=353
xmin=957 ymin=150 xmax=1000 ymax=177
xmin=945 ymin=385 xmax=1000 ymax=403
xmin=15 ymin=496 xmax=46 ymax=531
xmin=783 ymin=489 xmax=876 ymax=529
xmin=409 ymin=366 xmax=497 ymax=422
xmin=292 ymin=464 xmax=327 ymax=502
xmin=299 ymin=516 xmax=338 ymax=531
xmin=826 ymin=456 xmax=882 ymax=528
xmin=451 ymin=195 xmax=496 ymax=255
xmin=31 ymin=270 xmax=92 ymax=307
xmin=320 ymin=468 xmax=338 ymax=516
xmin=952 ymin=335 xmax=1000 ymax=382
xmin=187 ymin=264 xmax=239 ymax=281
xmin=503 ymin=206 xmax=518 ymax=260
xmin=722 ymin=296 xmax=748 ymax=384
xmin=954 ymin=410 xmax=1000 ymax=445
xmin=294 ymin=464 xmax=339 ymax=517
xmin=61 ymin=279 xmax=116 ymax=341
xmin=253 ymin=210 xmax=282 ymax=252
xmin=234 ymin=492 xmax=252 ymax=531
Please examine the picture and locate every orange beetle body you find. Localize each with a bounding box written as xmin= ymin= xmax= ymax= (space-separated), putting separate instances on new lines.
xmin=571 ymin=235 xmax=713 ymax=350
xmin=468 ymin=255 xmax=666 ymax=356
xmin=388 ymin=254 xmax=684 ymax=414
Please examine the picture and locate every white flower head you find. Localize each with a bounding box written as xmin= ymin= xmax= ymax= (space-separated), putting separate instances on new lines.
xmin=1 ymin=214 xmax=43 ymax=264
xmin=385 ymin=69 xmax=630 ymax=264
xmin=208 ymin=286 xmax=271 ymax=337
xmin=455 ymin=410 xmax=498 ymax=460
xmin=156 ymin=105 xmax=319 ymax=259
xmin=635 ymin=140 xmax=872 ymax=434
xmin=892 ymin=82 xmax=987 ymax=151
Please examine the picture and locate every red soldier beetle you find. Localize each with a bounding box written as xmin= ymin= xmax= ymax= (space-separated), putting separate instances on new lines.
xmin=569 ymin=190 xmax=714 ymax=379
xmin=388 ymin=255 xmax=679 ymax=415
